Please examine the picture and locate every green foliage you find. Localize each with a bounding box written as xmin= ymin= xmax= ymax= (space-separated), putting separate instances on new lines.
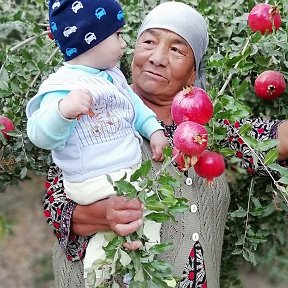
xmin=0 ymin=0 xmax=60 ymax=191
xmin=1 ymin=0 xmax=288 ymax=287
xmin=86 ymin=156 xmax=188 ymax=287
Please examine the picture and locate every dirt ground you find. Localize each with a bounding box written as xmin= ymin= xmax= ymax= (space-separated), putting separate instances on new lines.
xmin=0 ymin=174 xmax=287 ymax=288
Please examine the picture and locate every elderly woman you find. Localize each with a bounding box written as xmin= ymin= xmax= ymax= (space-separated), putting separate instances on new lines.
xmin=44 ymin=1 xmax=288 ymax=288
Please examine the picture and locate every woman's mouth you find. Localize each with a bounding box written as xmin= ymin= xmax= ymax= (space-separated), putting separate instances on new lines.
xmin=144 ymin=70 xmax=167 ymax=81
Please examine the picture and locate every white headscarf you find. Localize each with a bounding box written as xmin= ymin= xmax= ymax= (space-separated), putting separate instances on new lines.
xmin=137 ymin=1 xmax=209 ymax=89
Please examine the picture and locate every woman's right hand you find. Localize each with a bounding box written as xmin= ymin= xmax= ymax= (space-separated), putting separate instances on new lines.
xmin=71 ymin=195 xmax=144 ymax=238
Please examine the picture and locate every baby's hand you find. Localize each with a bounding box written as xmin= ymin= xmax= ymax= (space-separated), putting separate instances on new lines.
xmin=150 ymin=130 xmax=169 ymax=162
xmin=58 ymin=89 xmax=93 ymax=119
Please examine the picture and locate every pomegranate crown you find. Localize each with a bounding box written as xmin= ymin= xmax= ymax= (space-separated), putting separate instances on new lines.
xmin=183 ymin=85 xmax=194 ymax=96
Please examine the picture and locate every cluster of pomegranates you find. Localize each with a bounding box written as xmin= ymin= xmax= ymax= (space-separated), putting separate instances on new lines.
xmin=171 ymin=86 xmax=225 ymax=183
xmin=248 ymin=3 xmax=286 ymax=100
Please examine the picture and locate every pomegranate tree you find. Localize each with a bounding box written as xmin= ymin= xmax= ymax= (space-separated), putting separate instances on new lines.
xmin=0 ymin=115 xmax=15 ymax=140
xmin=173 ymin=121 xmax=208 ymax=157
xmin=194 ymin=151 xmax=225 ymax=183
xmin=171 ymin=85 xmax=213 ymax=125
xmin=248 ymin=3 xmax=281 ymax=35
xmin=254 ymin=70 xmax=286 ymax=100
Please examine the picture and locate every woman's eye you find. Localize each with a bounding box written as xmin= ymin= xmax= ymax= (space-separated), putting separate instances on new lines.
xmin=171 ymin=47 xmax=185 ymax=55
xmin=143 ymin=40 xmax=153 ymax=44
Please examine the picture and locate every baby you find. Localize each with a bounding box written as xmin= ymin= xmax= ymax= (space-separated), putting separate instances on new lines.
xmin=26 ymin=0 xmax=167 ymax=285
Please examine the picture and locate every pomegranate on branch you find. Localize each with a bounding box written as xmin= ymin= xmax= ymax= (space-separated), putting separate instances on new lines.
xmin=254 ymin=70 xmax=286 ymax=100
xmin=248 ymin=3 xmax=281 ymax=35
xmin=172 ymin=147 xmax=196 ymax=172
xmin=0 ymin=115 xmax=15 ymax=141
xmin=173 ymin=121 xmax=208 ymax=161
xmin=171 ymin=85 xmax=213 ymax=125
xmin=194 ymin=151 xmax=225 ymax=183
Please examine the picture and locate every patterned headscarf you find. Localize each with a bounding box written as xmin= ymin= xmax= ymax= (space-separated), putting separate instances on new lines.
xmin=137 ymin=1 xmax=209 ymax=89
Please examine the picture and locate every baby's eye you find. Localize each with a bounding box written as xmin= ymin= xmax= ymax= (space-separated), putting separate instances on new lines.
xmin=117 ymin=31 xmax=123 ymax=37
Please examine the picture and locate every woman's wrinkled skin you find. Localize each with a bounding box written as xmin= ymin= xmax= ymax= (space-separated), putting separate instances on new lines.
xmin=131 ymin=29 xmax=196 ymax=125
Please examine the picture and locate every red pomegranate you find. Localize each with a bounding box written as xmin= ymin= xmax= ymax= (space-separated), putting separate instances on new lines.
xmin=194 ymin=151 xmax=225 ymax=182
xmin=248 ymin=3 xmax=281 ymax=35
xmin=254 ymin=70 xmax=286 ymax=100
xmin=0 ymin=115 xmax=15 ymax=140
xmin=171 ymin=85 xmax=213 ymax=125
xmin=172 ymin=147 xmax=197 ymax=171
xmin=47 ymin=26 xmax=54 ymax=40
xmin=173 ymin=121 xmax=208 ymax=156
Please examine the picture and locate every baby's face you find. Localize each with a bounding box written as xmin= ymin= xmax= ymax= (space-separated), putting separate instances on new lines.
xmin=77 ymin=29 xmax=127 ymax=70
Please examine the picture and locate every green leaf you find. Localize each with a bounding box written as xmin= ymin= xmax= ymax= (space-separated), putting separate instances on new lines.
xmin=119 ymin=249 xmax=131 ymax=267
xmin=277 ymin=176 xmax=288 ymax=185
xmin=6 ymin=130 xmax=22 ymax=138
xmin=130 ymin=160 xmax=151 ymax=181
xmin=256 ymin=139 xmax=278 ymax=151
xmin=86 ymin=269 xmax=96 ymax=288
xmin=148 ymin=242 xmax=173 ymax=255
xmin=134 ymin=266 xmax=144 ymax=282
xmin=264 ymin=148 xmax=279 ymax=165
xmin=239 ymin=123 xmax=252 ymax=135
xmin=268 ymin=163 xmax=288 ymax=176
xmin=230 ymin=207 xmax=247 ymax=218
xmin=219 ymin=147 xmax=235 ymax=157
xmin=106 ymin=174 xmax=113 ymax=186
xmin=243 ymin=248 xmax=257 ymax=265
xmin=157 ymin=184 xmax=174 ymax=197
xmin=145 ymin=212 xmax=171 ymax=223
xmin=240 ymin=135 xmax=258 ymax=148
xmin=161 ymin=196 xmax=178 ymax=207
xmin=20 ymin=167 xmax=27 ymax=179
xmin=0 ymin=66 xmax=9 ymax=90
xmin=145 ymin=195 xmax=166 ymax=212
xmin=168 ymin=202 xmax=189 ymax=215
xmin=162 ymin=146 xmax=172 ymax=158
xmin=158 ymin=173 xmax=181 ymax=189
xmin=114 ymin=179 xmax=138 ymax=198
xmin=231 ymin=248 xmax=242 ymax=255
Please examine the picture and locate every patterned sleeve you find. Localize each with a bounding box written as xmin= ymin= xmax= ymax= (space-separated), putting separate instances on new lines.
xmin=219 ymin=118 xmax=286 ymax=176
xmin=43 ymin=162 xmax=90 ymax=261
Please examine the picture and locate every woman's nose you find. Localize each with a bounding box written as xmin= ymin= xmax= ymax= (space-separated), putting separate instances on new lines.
xmin=148 ymin=45 xmax=168 ymax=67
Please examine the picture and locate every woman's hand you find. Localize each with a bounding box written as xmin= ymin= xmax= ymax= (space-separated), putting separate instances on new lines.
xmin=71 ymin=195 xmax=144 ymax=239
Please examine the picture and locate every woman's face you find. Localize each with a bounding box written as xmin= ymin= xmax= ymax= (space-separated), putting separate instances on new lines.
xmin=132 ymin=29 xmax=196 ymax=102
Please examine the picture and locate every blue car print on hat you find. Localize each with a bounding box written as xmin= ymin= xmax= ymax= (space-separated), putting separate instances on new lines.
xmin=50 ymin=22 xmax=57 ymax=32
xmin=66 ymin=48 xmax=78 ymax=57
xmin=95 ymin=7 xmax=106 ymax=19
xmin=117 ymin=11 xmax=124 ymax=20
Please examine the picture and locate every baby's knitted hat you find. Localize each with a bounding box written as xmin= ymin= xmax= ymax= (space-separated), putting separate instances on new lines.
xmin=49 ymin=0 xmax=125 ymax=60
